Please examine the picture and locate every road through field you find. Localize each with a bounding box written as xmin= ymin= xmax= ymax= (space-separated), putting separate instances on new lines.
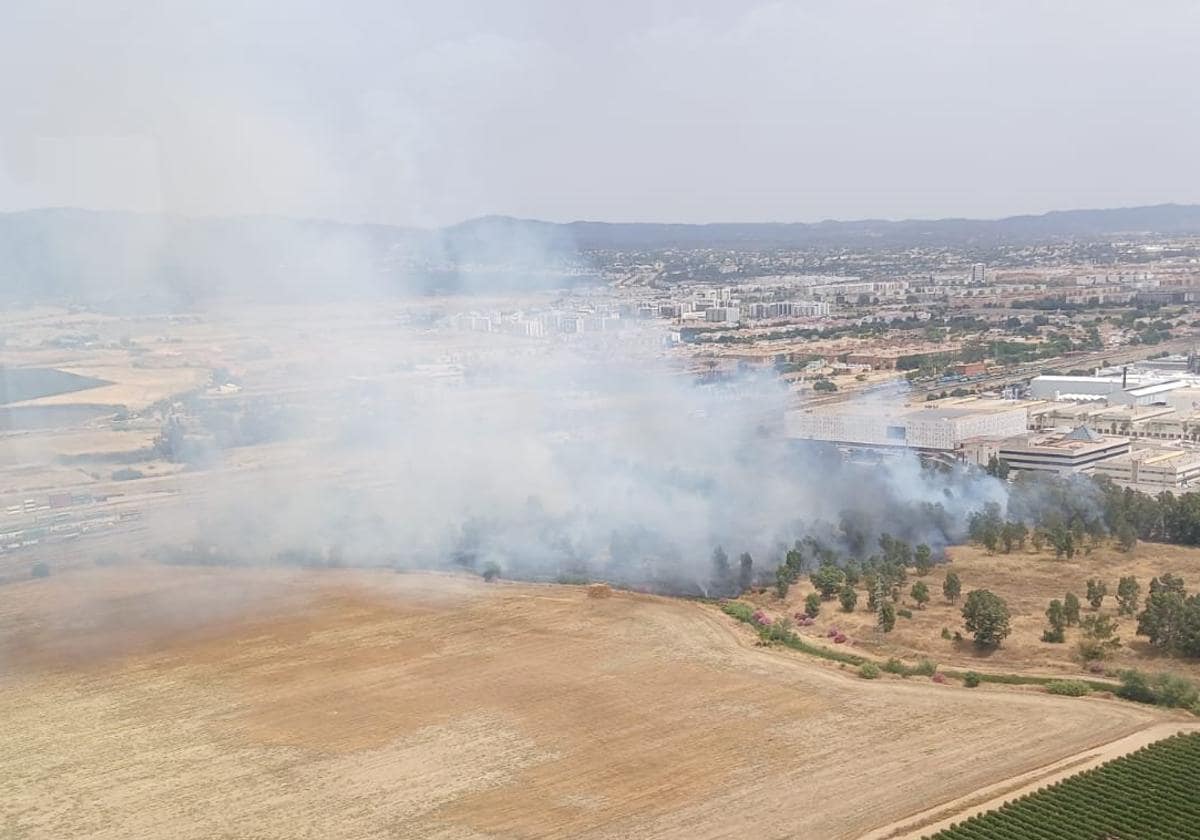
xmin=0 ymin=567 xmax=1168 ymax=839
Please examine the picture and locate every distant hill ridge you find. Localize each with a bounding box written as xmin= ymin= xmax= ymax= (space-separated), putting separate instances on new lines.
xmin=447 ymin=203 xmax=1200 ymax=248
xmin=2 ymin=203 xmax=1199 ymax=306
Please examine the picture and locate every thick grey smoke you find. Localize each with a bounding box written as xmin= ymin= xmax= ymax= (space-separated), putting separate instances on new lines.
xmin=144 ymin=312 xmax=1008 ymax=595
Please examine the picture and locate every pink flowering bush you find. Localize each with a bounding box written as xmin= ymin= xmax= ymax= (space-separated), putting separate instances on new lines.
xmin=931 ymin=672 xmax=947 ymax=684
xmin=826 ymin=627 xmax=839 ymax=638
xmin=751 ymin=609 xmax=772 ymax=626
xmin=833 ymin=633 xmax=847 ymax=644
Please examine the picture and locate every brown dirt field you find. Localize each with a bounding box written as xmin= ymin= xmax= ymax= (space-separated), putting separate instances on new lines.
xmin=753 ymin=541 xmax=1200 ymax=682
xmin=0 ymin=567 xmax=1166 ymax=840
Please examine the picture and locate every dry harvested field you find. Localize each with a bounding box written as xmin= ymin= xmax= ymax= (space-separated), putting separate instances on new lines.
xmin=762 ymin=541 xmax=1200 ymax=682
xmin=0 ymin=566 xmax=1168 ymax=839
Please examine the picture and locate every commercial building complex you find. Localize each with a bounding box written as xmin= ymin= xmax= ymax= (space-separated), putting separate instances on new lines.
xmin=786 ymin=402 xmax=1027 ymax=452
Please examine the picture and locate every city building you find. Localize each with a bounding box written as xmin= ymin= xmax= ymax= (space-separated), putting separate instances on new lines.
xmin=996 ymin=426 xmax=1130 ymax=475
xmin=786 ymin=402 xmax=1028 ymax=452
xmin=1092 ymin=447 xmax=1200 ymax=493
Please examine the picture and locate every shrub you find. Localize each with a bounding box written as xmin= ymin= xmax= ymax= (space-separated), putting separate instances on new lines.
xmin=940 ymin=627 xmax=952 ymax=640
xmin=838 ymin=584 xmax=858 ymax=612
xmin=31 ymin=561 xmax=51 ymax=579
xmin=931 ymin=672 xmax=947 ymax=684
xmin=963 ymin=671 xmax=982 ymax=688
xmin=1155 ymin=673 xmax=1200 ymax=709
xmin=859 ymin=662 xmax=880 ymax=679
xmin=1116 ymin=670 xmax=1157 ymax=704
xmin=1041 ymin=627 xmax=1065 ymax=643
xmin=481 ymin=562 xmax=502 ymax=582
xmin=910 ymin=579 xmax=930 ymax=608
xmin=804 ymin=592 xmax=822 ymax=618
xmin=877 ymin=601 xmax=896 ymax=633
xmin=762 ymin=617 xmax=795 ymax=643
xmin=898 ymin=607 xmax=914 ymax=619
xmin=913 ymin=657 xmax=937 ymax=677
xmin=833 ymin=633 xmax=847 ymax=644
xmin=1045 ymin=680 xmax=1091 ymax=697
xmin=1115 ymin=670 xmax=1198 ymax=709
xmin=721 ymin=601 xmax=755 ymax=623
xmin=883 ymin=658 xmax=906 ymax=674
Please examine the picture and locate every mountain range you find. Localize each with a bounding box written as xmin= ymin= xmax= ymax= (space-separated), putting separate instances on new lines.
xmin=2 ymin=203 xmax=1199 ymax=306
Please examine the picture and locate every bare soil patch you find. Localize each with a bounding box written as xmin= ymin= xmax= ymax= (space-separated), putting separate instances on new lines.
xmin=0 ymin=567 xmax=1164 ymax=839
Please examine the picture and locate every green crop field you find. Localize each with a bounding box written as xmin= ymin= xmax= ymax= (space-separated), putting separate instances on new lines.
xmin=926 ymin=732 xmax=1200 ymax=840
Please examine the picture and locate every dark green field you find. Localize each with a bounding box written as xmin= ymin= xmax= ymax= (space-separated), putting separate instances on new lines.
xmin=927 ymin=732 xmax=1200 ymax=840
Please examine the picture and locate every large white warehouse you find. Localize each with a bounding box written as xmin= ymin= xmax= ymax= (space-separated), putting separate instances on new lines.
xmin=786 ymin=402 xmax=1029 ymax=452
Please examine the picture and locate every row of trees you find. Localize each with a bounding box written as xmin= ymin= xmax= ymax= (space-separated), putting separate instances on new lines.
xmin=1137 ymin=575 xmax=1200 ymax=658
xmin=1039 ymin=573 xmax=1200 ymax=661
xmin=977 ymin=470 xmax=1200 ymax=553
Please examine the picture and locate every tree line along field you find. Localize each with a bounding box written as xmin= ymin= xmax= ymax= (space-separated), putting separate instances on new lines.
xmin=926 ymin=732 xmax=1200 ymax=840
xmin=746 ymin=538 xmax=1200 ymax=689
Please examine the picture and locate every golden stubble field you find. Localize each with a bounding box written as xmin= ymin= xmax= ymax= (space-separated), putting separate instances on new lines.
xmin=0 ymin=566 xmax=1168 ymax=840
xmin=759 ymin=541 xmax=1200 ymax=682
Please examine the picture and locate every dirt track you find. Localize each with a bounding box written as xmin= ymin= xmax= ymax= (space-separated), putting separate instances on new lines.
xmin=0 ymin=567 xmax=1168 ymax=839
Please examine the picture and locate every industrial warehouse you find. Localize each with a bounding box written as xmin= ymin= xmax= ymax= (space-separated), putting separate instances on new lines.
xmin=787 ymin=354 xmax=1200 ymax=491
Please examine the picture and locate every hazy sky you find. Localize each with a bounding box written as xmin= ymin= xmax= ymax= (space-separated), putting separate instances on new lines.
xmin=3 ymin=1 xmax=1198 ymax=226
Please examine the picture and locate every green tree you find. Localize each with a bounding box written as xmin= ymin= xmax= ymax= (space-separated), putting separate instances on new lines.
xmin=867 ymin=578 xmax=884 ymax=613
xmin=999 ymin=521 xmax=1028 ymax=553
xmin=775 ymin=565 xmax=791 ymax=599
xmin=1078 ymin=614 xmax=1121 ymax=661
xmin=783 ymin=548 xmax=805 ymax=581
xmin=838 ymin=584 xmax=858 ymax=612
xmin=877 ymin=600 xmax=896 ymax=633
xmin=1116 ymin=576 xmax=1140 ymax=615
xmin=962 ymin=590 xmax=1012 ymax=647
xmin=842 ymin=559 xmax=861 ymax=587
xmin=1136 ymin=576 xmax=1200 ymax=657
xmin=1086 ymin=579 xmax=1108 ymax=610
xmin=809 ymin=563 xmax=846 ymax=599
xmin=942 ymin=571 xmax=962 ymax=602
xmin=914 ymin=543 xmax=933 ymax=576
xmin=1043 ymin=599 xmax=1067 ymax=643
xmin=1115 ymin=518 xmax=1138 ymax=552
xmin=911 ymin=580 xmax=930 ymax=609
xmin=481 ymin=562 xmax=502 ymax=582
xmin=804 ymin=592 xmax=821 ymax=619
xmin=1064 ymin=592 xmax=1082 ymax=626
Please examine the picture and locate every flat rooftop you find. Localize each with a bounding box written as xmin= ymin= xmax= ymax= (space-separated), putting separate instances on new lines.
xmin=1002 ymin=426 xmax=1128 ymax=456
